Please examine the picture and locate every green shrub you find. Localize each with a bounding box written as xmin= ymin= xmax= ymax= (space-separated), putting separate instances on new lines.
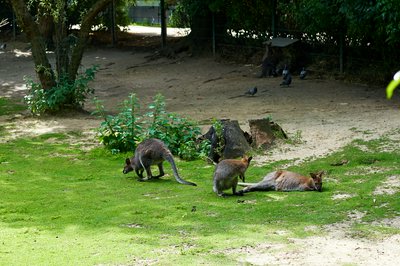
xmin=93 ymin=93 xmax=143 ymax=154
xmin=24 ymin=65 xmax=98 ymax=115
xmin=93 ymin=93 xmax=210 ymax=159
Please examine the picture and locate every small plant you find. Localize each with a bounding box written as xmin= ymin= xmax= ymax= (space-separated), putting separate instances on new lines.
xmin=93 ymin=93 xmax=143 ymax=154
xmin=94 ymin=93 xmax=209 ymax=159
xmin=286 ymin=130 xmax=304 ymax=145
xmin=24 ymin=65 xmax=98 ymax=115
xmin=23 ymin=79 xmax=48 ymax=114
xmin=211 ymin=118 xmax=225 ymax=159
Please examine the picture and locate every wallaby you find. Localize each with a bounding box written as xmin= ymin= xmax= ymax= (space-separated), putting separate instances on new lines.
xmin=123 ymin=138 xmax=197 ymax=186
xmin=213 ymin=155 xmax=253 ymax=197
xmin=238 ymin=170 xmax=323 ymax=193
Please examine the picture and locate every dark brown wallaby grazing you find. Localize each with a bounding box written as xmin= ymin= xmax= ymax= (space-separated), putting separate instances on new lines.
xmin=213 ymin=155 xmax=253 ymax=197
xmin=123 ymin=138 xmax=197 ymax=186
xmin=238 ymin=170 xmax=323 ymax=193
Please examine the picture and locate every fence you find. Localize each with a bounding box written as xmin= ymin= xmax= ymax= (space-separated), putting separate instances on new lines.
xmin=128 ymin=5 xmax=173 ymax=25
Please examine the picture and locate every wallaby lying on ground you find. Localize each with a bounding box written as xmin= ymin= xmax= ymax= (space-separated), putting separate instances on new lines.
xmin=123 ymin=138 xmax=197 ymax=186
xmin=213 ymin=155 xmax=253 ymax=197
xmin=238 ymin=170 xmax=323 ymax=193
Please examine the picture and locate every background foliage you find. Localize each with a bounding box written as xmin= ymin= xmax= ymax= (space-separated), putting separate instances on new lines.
xmin=171 ymin=0 xmax=399 ymax=77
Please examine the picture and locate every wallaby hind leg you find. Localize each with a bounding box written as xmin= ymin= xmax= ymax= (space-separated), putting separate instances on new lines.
xmin=153 ymin=163 xmax=165 ymax=179
xmin=240 ymin=182 xmax=276 ymax=193
xmin=218 ymin=192 xmax=226 ymax=197
xmin=213 ymin=181 xmax=225 ymax=197
xmin=138 ymin=167 xmax=153 ymax=181
xmin=232 ymin=178 xmax=244 ymax=196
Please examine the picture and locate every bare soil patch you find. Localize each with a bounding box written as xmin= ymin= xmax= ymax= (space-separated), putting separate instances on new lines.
xmin=2 ymin=41 xmax=400 ymax=163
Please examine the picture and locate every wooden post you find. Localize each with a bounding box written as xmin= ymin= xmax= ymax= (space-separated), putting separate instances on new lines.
xmin=271 ymin=0 xmax=277 ymax=37
xmin=160 ymin=0 xmax=167 ymax=48
xmin=339 ymin=31 xmax=344 ymax=73
xmin=110 ymin=0 xmax=116 ymax=47
xmin=212 ymin=13 xmax=216 ymax=56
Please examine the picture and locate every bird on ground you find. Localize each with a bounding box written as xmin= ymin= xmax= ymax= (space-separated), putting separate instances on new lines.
xmin=282 ymin=64 xmax=288 ymax=77
xmin=0 ymin=43 xmax=6 ymax=50
xmin=245 ymin=86 xmax=258 ymax=96
xmin=280 ymin=73 xmax=292 ymax=87
xmin=300 ymin=67 xmax=307 ymax=79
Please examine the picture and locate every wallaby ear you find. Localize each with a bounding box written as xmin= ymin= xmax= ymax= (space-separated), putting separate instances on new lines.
xmin=125 ymin=158 xmax=131 ymax=165
xmin=311 ymin=171 xmax=324 ymax=179
xmin=310 ymin=172 xmax=317 ymax=179
xmin=248 ymin=156 xmax=253 ymax=162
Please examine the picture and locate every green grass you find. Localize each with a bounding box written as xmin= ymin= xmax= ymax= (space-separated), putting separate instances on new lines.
xmin=0 ymin=97 xmax=26 ymax=116
xmin=1 ymin=132 xmax=399 ymax=265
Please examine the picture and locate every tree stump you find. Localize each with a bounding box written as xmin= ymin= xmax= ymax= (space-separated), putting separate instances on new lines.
xmin=249 ymin=118 xmax=287 ymax=149
xmin=202 ymin=119 xmax=252 ymax=163
xmin=222 ymin=120 xmax=252 ymax=159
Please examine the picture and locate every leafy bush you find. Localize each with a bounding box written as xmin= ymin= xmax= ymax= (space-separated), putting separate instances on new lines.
xmin=93 ymin=93 xmax=143 ymax=154
xmin=93 ymin=93 xmax=210 ymax=159
xmin=24 ymin=65 xmax=98 ymax=115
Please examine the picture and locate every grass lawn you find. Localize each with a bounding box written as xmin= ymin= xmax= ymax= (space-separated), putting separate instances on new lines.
xmin=1 ymin=98 xmax=399 ymax=265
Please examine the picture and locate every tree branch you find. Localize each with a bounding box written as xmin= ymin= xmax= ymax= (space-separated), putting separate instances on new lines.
xmin=0 ymin=18 xmax=8 ymax=28
xmin=68 ymin=0 xmax=115 ymax=81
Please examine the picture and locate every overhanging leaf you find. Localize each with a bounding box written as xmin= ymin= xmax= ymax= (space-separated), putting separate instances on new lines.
xmin=386 ymin=71 xmax=400 ymax=99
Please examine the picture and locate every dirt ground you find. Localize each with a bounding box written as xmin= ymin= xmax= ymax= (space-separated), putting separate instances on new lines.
xmin=1 ymin=29 xmax=400 ymax=265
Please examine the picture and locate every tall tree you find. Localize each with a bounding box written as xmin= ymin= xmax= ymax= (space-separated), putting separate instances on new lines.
xmin=9 ymin=0 xmax=117 ymax=109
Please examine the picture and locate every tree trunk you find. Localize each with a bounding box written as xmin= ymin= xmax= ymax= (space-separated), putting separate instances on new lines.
xmin=54 ymin=1 xmax=70 ymax=80
xmin=38 ymin=14 xmax=55 ymax=50
xmin=202 ymin=119 xmax=252 ymax=163
xmin=249 ymin=118 xmax=287 ymax=149
xmin=11 ymin=0 xmax=114 ymax=90
xmin=222 ymin=120 xmax=252 ymax=159
xmin=10 ymin=0 xmax=56 ymax=90
xmin=68 ymin=0 xmax=113 ymax=81
xmin=249 ymin=118 xmax=275 ymax=149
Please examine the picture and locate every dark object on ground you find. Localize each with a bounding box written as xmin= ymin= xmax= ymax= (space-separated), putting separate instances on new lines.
xmin=245 ymin=86 xmax=258 ymax=96
xmin=330 ymin=159 xmax=349 ymax=166
xmin=280 ymin=72 xmax=292 ymax=86
xmin=282 ymin=64 xmax=288 ymax=77
xmin=300 ymin=67 xmax=307 ymax=79
xmin=259 ymin=58 xmax=277 ymax=78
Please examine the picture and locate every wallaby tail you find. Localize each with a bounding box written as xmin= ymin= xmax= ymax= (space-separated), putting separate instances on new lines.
xmin=238 ymin=182 xmax=257 ymax=187
xmin=164 ymin=153 xmax=197 ymax=186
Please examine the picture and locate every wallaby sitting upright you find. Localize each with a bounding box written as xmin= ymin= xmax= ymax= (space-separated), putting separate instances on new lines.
xmin=123 ymin=138 xmax=197 ymax=186
xmin=238 ymin=170 xmax=323 ymax=193
xmin=213 ymin=155 xmax=253 ymax=197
